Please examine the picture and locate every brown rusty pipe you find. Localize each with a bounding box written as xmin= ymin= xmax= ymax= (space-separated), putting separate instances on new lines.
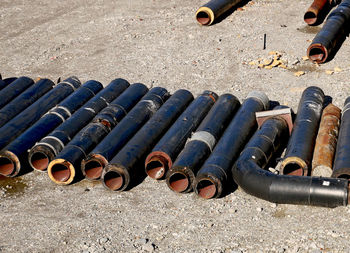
xmin=304 ymin=0 xmax=330 ymax=25
xmin=311 ymin=104 xmax=341 ymax=177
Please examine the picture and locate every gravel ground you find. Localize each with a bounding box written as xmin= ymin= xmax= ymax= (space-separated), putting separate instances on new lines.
xmin=1 ymin=0 xmax=350 ymax=252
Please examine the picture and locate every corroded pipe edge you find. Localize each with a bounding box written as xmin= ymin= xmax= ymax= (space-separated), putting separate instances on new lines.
xmin=194 ymin=173 xmax=222 ymax=199
xmin=101 ymin=163 xmax=130 ymax=191
xmin=280 ymin=157 xmax=308 ymax=176
xmin=47 ymin=159 xmax=75 ymax=185
xmin=307 ymin=43 xmax=328 ymax=63
xmin=81 ymin=154 xmax=109 ymax=180
xmin=0 ymin=150 xmax=20 ymax=177
xmin=145 ymin=151 xmax=173 ymax=180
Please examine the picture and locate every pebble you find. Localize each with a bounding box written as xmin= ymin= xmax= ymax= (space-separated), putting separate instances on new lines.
xmin=99 ymin=237 xmax=109 ymax=244
xmin=256 ymin=207 xmax=263 ymax=212
xmin=142 ymin=243 xmax=155 ymax=252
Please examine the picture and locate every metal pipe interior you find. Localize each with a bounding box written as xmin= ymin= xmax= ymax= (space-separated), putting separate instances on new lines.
xmin=103 ymin=171 xmax=124 ymax=191
xmin=196 ymin=179 xmax=217 ymax=199
xmin=168 ymin=172 xmax=189 ymax=193
xmin=84 ymin=160 xmax=104 ymax=180
xmin=30 ymin=152 xmax=49 ymax=171
xmin=0 ymin=157 xmax=14 ymax=176
xmin=146 ymin=160 xmax=166 ymax=179
xmin=50 ymin=164 xmax=71 ymax=182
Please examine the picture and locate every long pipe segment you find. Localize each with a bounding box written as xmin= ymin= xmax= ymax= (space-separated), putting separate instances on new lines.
xmin=232 ymin=110 xmax=349 ymax=208
xmin=0 ymin=76 xmax=34 ymax=109
xmin=0 ymin=79 xmax=107 ymax=177
xmin=193 ymin=91 xmax=269 ymax=199
xmin=144 ymin=90 xmax=218 ymax=180
xmin=307 ymin=0 xmax=350 ymax=63
xmin=53 ymin=86 xmax=167 ymax=185
xmin=2 ymin=77 xmax=17 ymax=87
xmin=28 ymin=79 xmax=131 ymax=172
xmin=166 ymin=94 xmax=240 ymax=194
xmin=280 ymin=86 xmax=324 ymax=176
xmin=312 ymin=104 xmax=341 ymax=177
xmin=100 ymin=89 xmax=193 ymax=191
xmin=332 ymin=97 xmax=350 ymax=179
xmin=46 ymin=83 xmax=148 ymax=185
xmin=0 ymin=78 xmax=55 ymax=128
xmin=196 ymin=0 xmax=242 ymax=25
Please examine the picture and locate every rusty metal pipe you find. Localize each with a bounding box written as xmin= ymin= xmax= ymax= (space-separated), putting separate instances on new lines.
xmin=50 ymin=86 xmax=167 ymax=185
xmin=307 ymin=0 xmax=350 ymax=63
xmin=100 ymin=89 xmax=193 ymax=191
xmin=193 ymin=91 xmax=269 ymax=199
xmin=166 ymin=94 xmax=241 ymax=193
xmin=0 ymin=76 xmax=34 ymax=109
xmin=28 ymin=79 xmax=131 ymax=172
xmin=312 ymin=103 xmax=341 ymax=177
xmin=280 ymin=86 xmax=324 ymax=176
xmin=144 ymin=91 xmax=218 ymax=180
xmin=304 ymin=0 xmax=330 ymax=25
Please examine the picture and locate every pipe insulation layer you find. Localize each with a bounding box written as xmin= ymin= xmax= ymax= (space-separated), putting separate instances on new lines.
xmin=280 ymin=86 xmax=324 ymax=176
xmin=307 ymin=0 xmax=350 ymax=63
xmin=193 ymin=91 xmax=269 ymax=199
xmin=144 ymin=90 xmax=218 ymax=180
xmin=46 ymin=83 xmax=148 ymax=185
xmin=28 ymin=79 xmax=130 ymax=172
xmin=0 ymin=76 xmax=34 ymax=109
xmin=101 ymin=89 xmax=193 ymax=191
xmin=166 ymin=94 xmax=241 ymax=193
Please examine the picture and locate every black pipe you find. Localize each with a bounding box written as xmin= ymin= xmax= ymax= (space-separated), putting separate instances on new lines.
xmin=280 ymin=86 xmax=324 ymax=176
xmin=100 ymin=89 xmax=193 ymax=191
xmin=332 ymin=97 xmax=350 ymax=178
xmin=232 ymin=111 xmax=349 ymax=208
xmin=144 ymin=91 xmax=218 ymax=180
xmin=45 ymin=83 xmax=149 ymax=185
xmin=307 ymin=0 xmax=350 ymax=63
xmin=0 ymin=78 xmax=55 ymax=128
xmin=0 ymin=79 xmax=108 ymax=177
xmin=193 ymin=91 xmax=269 ymax=199
xmin=166 ymin=94 xmax=241 ymax=193
xmin=0 ymin=76 xmax=34 ymax=109
xmin=28 ymin=79 xmax=132 ymax=172
xmin=2 ymin=77 xmax=17 ymax=86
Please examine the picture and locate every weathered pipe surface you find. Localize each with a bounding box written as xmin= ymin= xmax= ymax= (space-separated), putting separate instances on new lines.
xmin=80 ymin=87 xmax=169 ymax=187
xmin=307 ymin=0 xmax=350 ymax=63
xmin=0 ymin=79 xmax=107 ymax=177
xmin=332 ymin=97 xmax=350 ymax=179
xmin=166 ymin=94 xmax=241 ymax=194
xmin=193 ymin=91 xmax=269 ymax=199
xmin=47 ymin=83 xmax=148 ymax=185
xmin=145 ymin=90 xmax=218 ymax=180
xmin=232 ymin=110 xmax=349 ymax=208
xmin=0 ymin=78 xmax=55 ymax=128
xmin=196 ymin=0 xmax=242 ymax=25
xmin=312 ymin=103 xmax=341 ymax=177
xmin=280 ymin=86 xmax=324 ymax=176
xmin=0 ymin=76 xmax=34 ymax=109
xmin=100 ymin=89 xmax=193 ymax=191
xmin=28 ymin=78 xmax=131 ymax=172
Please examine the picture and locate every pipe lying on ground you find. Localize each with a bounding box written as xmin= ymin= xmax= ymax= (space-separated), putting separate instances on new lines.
xmin=166 ymin=94 xmax=240 ymax=193
xmin=193 ymin=91 xmax=269 ymax=199
xmin=304 ymin=0 xmax=333 ymax=25
xmin=100 ymin=89 xmax=193 ymax=191
xmin=280 ymin=86 xmax=324 ymax=176
xmin=50 ymin=86 xmax=166 ymax=185
xmin=0 ymin=76 xmax=34 ymax=109
xmin=332 ymin=97 xmax=350 ymax=179
xmin=307 ymin=0 xmax=350 ymax=63
xmin=145 ymin=91 xmax=218 ymax=180
xmin=312 ymin=103 xmax=341 ymax=177
xmin=232 ymin=107 xmax=349 ymax=208
xmin=196 ymin=0 xmax=243 ymax=25
xmin=0 ymin=78 xmax=55 ymax=128
xmin=28 ymin=79 xmax=131 ymax=172
xmin=0 ymin=79 xmax=108 ymax=177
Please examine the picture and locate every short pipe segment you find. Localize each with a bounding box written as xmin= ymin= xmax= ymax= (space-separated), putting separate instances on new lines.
xmin=304 ymin=0 xmax=330 ymax=25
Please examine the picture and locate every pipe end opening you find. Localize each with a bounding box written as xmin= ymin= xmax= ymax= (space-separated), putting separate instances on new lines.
xmin=0 ymin=157 xmax=14 ymax=176
xmin=196 ymin=179 xmax=217 ymax=199
xmin=104 ymin=171 xmax=124 ymax=191
xmin=308 ymin=46 xmax=326 ymax=63
xmin=84 ymin=160 xmax=103 ymax=180
xmin=168 ymin=172 xmax=189 ymax=193
xmin=304 ymin=11 xmax=317 ymax=25
xmin=283 ymin=163 xmax=304 ymax=176
xmin=196 ymin=11 xmax=211 ymax=25
xmin=50 ymin=164 xmax=71 ymax=182
xmin=30 ymin=152 xmax=49 ymax=171
xmin=146 ymin=161 xmax=166 ymax=179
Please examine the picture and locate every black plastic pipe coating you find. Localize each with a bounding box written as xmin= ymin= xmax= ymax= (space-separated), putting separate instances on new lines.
xmin=166 ymin=94 xmax=241 ymax=193
xmin=0 ymin=76 xmax=17 ymax=90
xmin=0 ymin=76 xmax=34 ymax=109
xmin=193 ymin=91 xmax=269 ymax=199
xmin=101 ymin=89 xmax=194 ymax=191
xmin=280 ymin=86 xmax=324 ymax=176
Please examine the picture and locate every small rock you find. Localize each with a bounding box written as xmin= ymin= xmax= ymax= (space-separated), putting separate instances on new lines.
xmin=142 ymin=243 xmax=155 ymax=252
xmin=270 ymin=203 xmax=277 ymax=208
xmin=99 ymin=237 xmax=109 ymax=244
xmin=256 ymin=207 xmax=263 ymax=212
xmin=136 ymin=238 xmax=148 ymax=245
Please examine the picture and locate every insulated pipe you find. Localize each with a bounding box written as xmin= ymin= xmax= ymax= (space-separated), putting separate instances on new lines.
xmin=0 ymin=79 xmax=107 ymax=177
xmin=144 ymin=90 xmax=218 ymax=180
xmin=332 ymin=97 xmax=350 ymax=179
xmin=100 ymin=89 xmax=193 ymax=191
xmin=193 ymin=91 xmax=269 ymax=199
xmin=0 ymin=76 xmax=34 ymax=109
xmin=307 ymin=0 xmax=350 ymax=63
xmin=0 ymin=77 xmax=81 ymax=153
xmin=0 ymin=78 xmax=55 ymax=128
xmin=2 ymin=77 xmax=17 ymax=86
xmin=312 ymin=104 xmax=341 ymax=177
xmin=232 ymin=112 xmax=349 ymax=208
xmin=166 ymin=94 xmax=241 ymax=193
xmin=196 ymin=0 xmax=242 ymax=25
xmin=280 ymin=86 xmax=324 ymax=176
xmin=50 ymin=86 xmax=167 ymax=185
xmin=28 ymin=79 xmax=131 ymax=172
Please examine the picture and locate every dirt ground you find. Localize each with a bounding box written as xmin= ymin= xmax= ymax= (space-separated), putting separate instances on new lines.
xmin=1 ymin=0 xmax=350 ymax=252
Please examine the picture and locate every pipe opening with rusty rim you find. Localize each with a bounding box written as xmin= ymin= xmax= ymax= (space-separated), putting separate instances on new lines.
xmin=304 ymin=11 xmax=318 ymax=25
xmin=196 ymin=178 xmax=217 ymax=199
xmin=103 ymin=170 xmax=124 ymax=191
xmin=308 ymin=44 xmax=328 ymax=63
xmin=145 ymin=159 xmax=168 ymax=180
xmin=84 ymin=159 xmax=104 ymax=180
xmin=0 ymin=157 xmax=14 ymax=176
xmin=49 ymin=163 xmax=71 ymax=182
xmin=30 ymin=152 xmax=49 ymax=171
xmin=282 ymin=162 xmax=304 ymax=176
xmin=168 ymin=172 xmax=189 ymax=193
